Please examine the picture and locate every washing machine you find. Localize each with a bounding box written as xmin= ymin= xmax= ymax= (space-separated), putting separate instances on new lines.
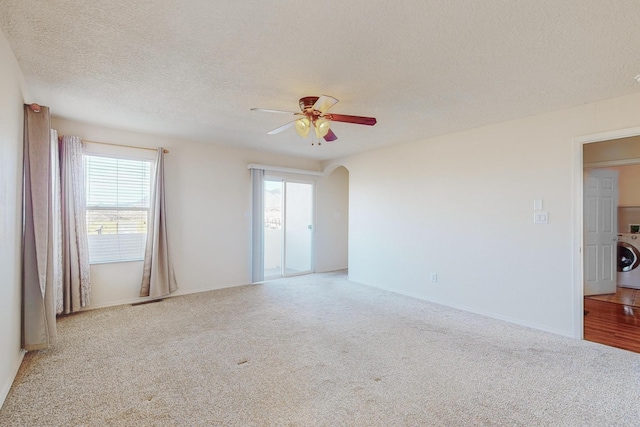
xmin=617 ymin=233 xmax=640 ymax=289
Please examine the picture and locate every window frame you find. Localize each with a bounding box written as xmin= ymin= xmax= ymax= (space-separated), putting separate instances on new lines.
xmin=82 ymin=142 xmax=156 ymax=265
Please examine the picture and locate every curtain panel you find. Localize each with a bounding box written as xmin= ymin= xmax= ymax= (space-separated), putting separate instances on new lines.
xmin=22 ymin=104 xmax=92 ymax=349
xmin=50 ymin=130 xmax=63 ymax=315
xmin=140 ymin=147 xmax=177 ymax=298
xmin=251 ymin=168 xmax=265 ymax=283
xmin=22 ymin=105 xmax=57 ymax=350
xmin=59 ymin=135 xmax=91 ymax=313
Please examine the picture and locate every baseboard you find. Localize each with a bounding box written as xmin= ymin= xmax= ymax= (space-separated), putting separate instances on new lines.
xmin=81 ymin=281 xmax=249 ymax=311
xmin=81 ymin=272 xmax=349 ymax=312
xmin=81 ymin=295 xmax=157 ymax=311
xmin=0 ymin=349 xmax=26 ymax=410
xmin=349 ymin=279 xmax=573 ymax=338
xmin=169 ymin=281 xmax=250 ymax=298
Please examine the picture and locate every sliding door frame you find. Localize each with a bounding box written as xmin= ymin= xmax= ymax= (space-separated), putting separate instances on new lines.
xmin=264 ymin=174 xmax=316 ymax=279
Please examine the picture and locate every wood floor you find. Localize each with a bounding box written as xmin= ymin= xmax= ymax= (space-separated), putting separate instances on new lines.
xmin=585 ymin=286 xmax=640 ymax=307
xmin=584 ymin=288 xmax=640 ymax=353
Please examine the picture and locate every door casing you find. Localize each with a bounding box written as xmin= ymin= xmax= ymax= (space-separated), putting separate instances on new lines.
xmin=573 ymin=126 xmax=640 ymax=339
xmin=264 ymin=175 xmax=316 ymax=279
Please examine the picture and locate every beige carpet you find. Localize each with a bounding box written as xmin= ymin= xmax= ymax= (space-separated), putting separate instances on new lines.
xmin=1 ymin=271 xmax=639 ymax=426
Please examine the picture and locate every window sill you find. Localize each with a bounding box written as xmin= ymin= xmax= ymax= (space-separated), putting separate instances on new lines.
xmin=89 ymin=259 xmax=144 ymax=266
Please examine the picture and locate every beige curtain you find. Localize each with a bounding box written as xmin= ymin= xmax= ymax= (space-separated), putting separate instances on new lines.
xmin=251 ymin=168 xmax=264 ymax=283
xmin=22 ymin=105 xmax=57 ymax=350
xmin=140 ymin=147 xmax=177 ymax=298
xmin=59 ymin=135 xmax=91 ymax=313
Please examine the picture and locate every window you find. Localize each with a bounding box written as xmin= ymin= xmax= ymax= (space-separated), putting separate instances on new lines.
xmin=84 ymin=154 xmax=153 ymax=264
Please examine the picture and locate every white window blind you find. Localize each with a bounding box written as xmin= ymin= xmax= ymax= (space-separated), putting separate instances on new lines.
xmin=84 ymin=154 xmax=153 ymax=264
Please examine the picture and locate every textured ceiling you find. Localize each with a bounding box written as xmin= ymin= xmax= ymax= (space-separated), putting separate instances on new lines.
xmin=2 ymin=0 xmax=640 ymax=161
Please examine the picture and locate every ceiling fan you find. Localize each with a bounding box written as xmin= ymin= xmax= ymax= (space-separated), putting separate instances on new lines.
xmin=251 ymin=95 xmax=376 ymax=145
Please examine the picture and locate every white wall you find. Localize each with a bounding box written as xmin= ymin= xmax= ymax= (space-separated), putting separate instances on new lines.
xmin=612 ymin=164 xmax=640 ymax=207
xmin=341 ymin=92 xmax=640 ymax=337
xmin=316 ymin=166 xmax=349 ymax=272
xmin=0 ymin=29 xmax=26 ymax=408
xmin=52 ymin=118 xmax=347 ymax=308
xmin=583 ymin=139 xmax=640 ymax=206
xmin=583 ymin=135 xmax=640 ymax=163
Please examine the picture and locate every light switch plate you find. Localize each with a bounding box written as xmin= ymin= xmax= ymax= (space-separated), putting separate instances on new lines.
xmin=534 ymin=212 xmax=549 ymax=224
xmin=533 ymin=199 xmax=543 ymax=211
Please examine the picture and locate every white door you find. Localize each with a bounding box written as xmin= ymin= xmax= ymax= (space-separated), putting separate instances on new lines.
xmin=583 ymin=169 xmax=618 ymax=295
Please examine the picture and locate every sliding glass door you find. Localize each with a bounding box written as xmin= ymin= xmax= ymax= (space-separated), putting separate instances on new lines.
xmin=284 ymin=182 xmax=314 ymax=275
xmin=264 ymin=179 xmax=284 ymax=279
xmin=264 ymin=178 xmax=314 ymax=279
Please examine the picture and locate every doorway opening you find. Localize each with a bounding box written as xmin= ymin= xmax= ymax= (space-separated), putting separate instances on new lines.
xmin=579 ymin=131 xmax=640 ymax=352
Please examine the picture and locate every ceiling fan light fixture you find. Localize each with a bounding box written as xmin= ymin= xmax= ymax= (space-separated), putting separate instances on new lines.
xmin=252 ymin=95 xmax=377 ymax=144
xmin=314 ymin=118 xmax=331 ymax=138
xmin=294 ymin=117 xmax=311 ymax=137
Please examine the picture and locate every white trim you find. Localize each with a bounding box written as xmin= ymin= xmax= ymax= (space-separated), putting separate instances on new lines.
xmin=0 ymin=349 xmax=26 ymax=410
xmin=80 ymin=281 xmax=251 ymax=311
xmin=574 ymin=126 xmax=640 ymax=144
xmin=573 ymin=126 xmax=640 ymax=340
xmin=572 ymin=135 xmax=584 ymax=340
xmin=80 ymin=295 xmax=157 ymax=310
xmin=247 ymin=163 xmax=324 ymax=176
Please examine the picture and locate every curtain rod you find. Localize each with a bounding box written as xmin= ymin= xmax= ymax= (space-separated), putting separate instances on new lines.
xmin=83 ymin=139 xmax=169 ymax=154
xmin=58 ymin=136 xmax=169 ymax=154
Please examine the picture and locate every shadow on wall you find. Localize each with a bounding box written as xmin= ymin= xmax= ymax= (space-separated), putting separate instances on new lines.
xmin=315 ymin=165 xmax=349 ymax=273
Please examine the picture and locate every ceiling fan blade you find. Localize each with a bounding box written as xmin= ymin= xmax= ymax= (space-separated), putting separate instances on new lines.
xmin=267 ymin=120 xmax=297 ymax=135
xmin=251 ymin=108 xmax=298 ymax=114
xmin=313 ymin=95 xmax=339 ymax=113
xmin=326 ymin=113 xmax=377 ymax=126
xmin=324 ymin=129 xmax=338 ymax=142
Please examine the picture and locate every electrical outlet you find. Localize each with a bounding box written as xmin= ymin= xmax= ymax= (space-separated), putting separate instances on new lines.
xmin=430 ymin=273 xmax=437 ymax=283
xmin=533 ymin=212 xmax=549 ymax=224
